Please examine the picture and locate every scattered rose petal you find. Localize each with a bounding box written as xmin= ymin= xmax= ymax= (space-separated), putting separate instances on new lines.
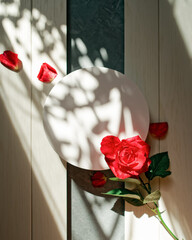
xmin=91 ymin=171 xmax=107 ymax=187
xmin=0 ymin=50 xmax=22 ymax=72
xmin=37 ymin=63 xmax=57 ymax=83
xmin=149 ymin=122 xmax=168 ymax=138
xmin=100 ymin=135 xmax=151 ymax=179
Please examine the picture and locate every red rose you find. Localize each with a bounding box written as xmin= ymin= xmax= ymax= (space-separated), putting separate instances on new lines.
xmin=37 ymin=63 xmax=57 ymax=83
xmin=91 ymin=171 xmax=107 ymax=187
xmin=149 ymin=122 xmax=168 ymax=138
xmin=0 ymin=50 xmax=22 ymax=72
xmin=100 ymin=135 xmax=151 ymax=179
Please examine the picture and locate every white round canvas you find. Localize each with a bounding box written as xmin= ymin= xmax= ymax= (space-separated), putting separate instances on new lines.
xmin=43 ymin=67 xmax=150 ymax=170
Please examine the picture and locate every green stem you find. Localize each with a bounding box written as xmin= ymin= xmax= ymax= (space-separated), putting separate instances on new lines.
xmin=139 ymin=177 xmax=180 ymax=239
xmin=147 ymin=181 xmax=151 ymax=193
xmin=150 ymin=202 xmax=179 ymax=240
xmin=139 ymin=176 xmax=151 ymax=194
xmin=139 ymin=176 xmax=181 ymax=239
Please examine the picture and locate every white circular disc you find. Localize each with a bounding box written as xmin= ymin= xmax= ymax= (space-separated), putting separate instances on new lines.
xmin=43 ymin=67 xmax=149 ymax=170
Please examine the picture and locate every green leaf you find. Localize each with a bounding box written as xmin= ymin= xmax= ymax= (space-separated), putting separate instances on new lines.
xmin=145 ymin=152 xmax=172 ymax=180
xmin=143 ymin=190 xmax=161 ymax=204
xmin=109 ymin=177 xmax=141 ymax=184
xmin=124 ymin=197 xmax=144 ymax=207
xmin=104 ymin=188 xmax=144 ymax=207
xmin=109 ymin=177 xmax=141 ymax=190
xmin=103 ymin=188 xmax=141 ymax=200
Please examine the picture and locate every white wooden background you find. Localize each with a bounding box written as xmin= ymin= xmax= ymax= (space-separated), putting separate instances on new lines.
xmin=0 ymin=0 xmax=192 ymax=240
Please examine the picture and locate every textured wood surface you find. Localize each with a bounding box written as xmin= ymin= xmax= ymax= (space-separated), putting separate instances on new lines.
xmin=159 ymin=1 xmax=192 ymax=239
xmin=124 ymin=1 xmax=160 ymax=239
xmin=125 ymin=0 xmax=192 ymax=239
xmin=0 ymin=1 xmax=32 ymax=239
xmin=0 ymin=0 xmax=67 ymax=240
xmin=31 ymin=0 xmax=67 ymax=240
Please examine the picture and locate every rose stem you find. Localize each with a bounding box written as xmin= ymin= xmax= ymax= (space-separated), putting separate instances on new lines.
xmin=150 ymin=202 xmax=179 ymax=240
xmin=139 ymin=177 xmax=180 ymax=239
xmin=138 ymin=176 xmax=151 ymax=194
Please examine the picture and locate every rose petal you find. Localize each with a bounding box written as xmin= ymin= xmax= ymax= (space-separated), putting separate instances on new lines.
xmin=105 ymin=157 xmax=132 ymax=179
xmin=91 ymin=171 xmax=107 ymax=187
xmin=100 ymin=135 xmax=120 ymax=160
xmin=139 ymin=158 xmax=152 ymax=174
xmin=37 ymin=63 xmax=57 ymax=83
xmin=0 ymin=50 xmax=22 ymax=72
xmin=149 ymin=122 xmax=168 ymax=138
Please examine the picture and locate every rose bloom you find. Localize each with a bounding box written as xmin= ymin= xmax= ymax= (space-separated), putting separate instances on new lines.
xmin=100 ymin=135 xmax=151 ymax=179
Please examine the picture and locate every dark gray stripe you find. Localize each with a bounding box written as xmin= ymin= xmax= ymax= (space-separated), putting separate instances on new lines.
xmin=67 ymin=1 xmax=124 ymax=239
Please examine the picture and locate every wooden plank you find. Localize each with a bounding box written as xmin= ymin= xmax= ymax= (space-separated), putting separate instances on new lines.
xmin=67 ymin=1 xmax=125 ymax=239
xmin=67 ymin=0 xmax=124 ymax=74
xmin=159 ymin=1 xmax=192 ymax=239
xmin=0 ymin=1 xmax=31 ymax=239
xmin=124 ymin=1 xmax=160 ymax=239
xmin=31 ymin=1 xmax=67 ymax=239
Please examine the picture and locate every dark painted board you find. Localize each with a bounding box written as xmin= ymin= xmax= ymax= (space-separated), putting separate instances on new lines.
xmin=67 ymin=0 xmax=124 ymax=74
xmin=67 ymin=0 xmax=124 ymax=239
